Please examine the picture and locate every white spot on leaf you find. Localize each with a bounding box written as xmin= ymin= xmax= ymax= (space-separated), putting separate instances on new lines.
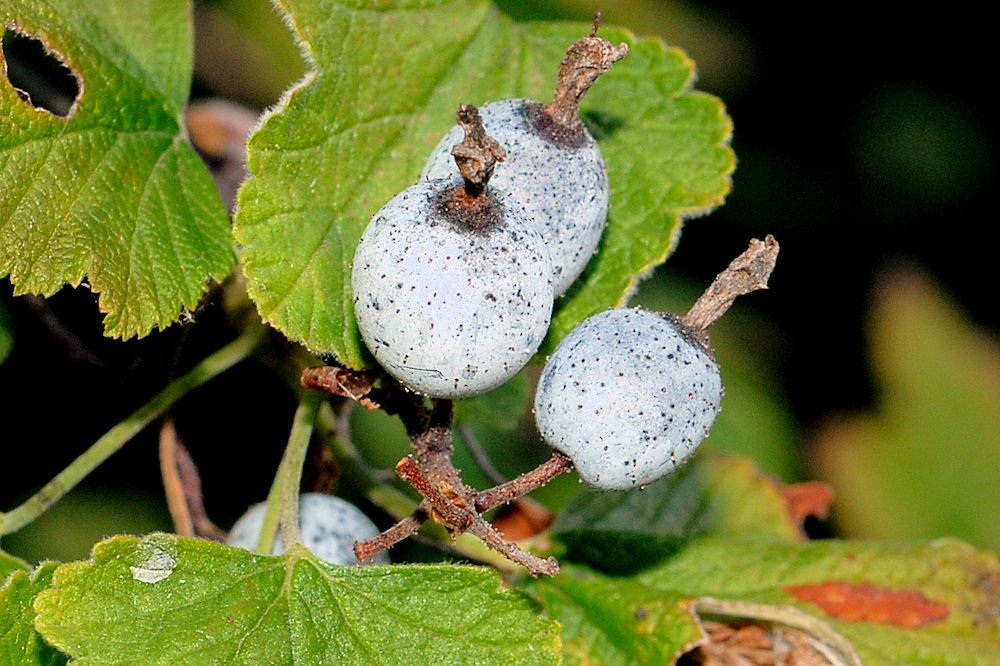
xmin=130 ymin=549 xmax=177 ymax=584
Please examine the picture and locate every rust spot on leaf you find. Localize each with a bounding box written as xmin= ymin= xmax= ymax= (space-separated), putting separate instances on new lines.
xmin=785 ymin=581 xmax=949 ymax=627
xmin=781 ymin=481 xmax=835 ymax=526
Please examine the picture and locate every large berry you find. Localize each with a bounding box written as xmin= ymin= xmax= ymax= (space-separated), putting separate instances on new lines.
xmin=421 ymin=99 xmax=609 ymax=296
xmin=352 ymin=105 xmax=553 ymax=398
xmin=420 ymin=28 xmax=627 ymax=296
xmin=534 ymin=308 xmax=722 ymax=490
xmin=226 ymin=493 xmax=389 ymax=565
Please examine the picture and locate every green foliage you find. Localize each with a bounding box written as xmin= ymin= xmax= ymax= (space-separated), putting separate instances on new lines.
xmin=552 ymin=448 xmax=799 ymax=573
xmin=2 ymin=1 xmax=993 ymax=664
xmin=642 ymin=538 xmax=1000 ymax=665
xmin=1 ymin=562 xmax=65 ymax=666
xmin=0 ymin=0 xmax=234 ymax=339
xmin=815 ymin=270 xmax=1000 ymax=552
xmin=34 ymin=534 xmax=560 ymax=664
xmin=527 ymin=452 xmax=1000 ymax=665
xmin=234 ymin=0 xmax=733 ymax=367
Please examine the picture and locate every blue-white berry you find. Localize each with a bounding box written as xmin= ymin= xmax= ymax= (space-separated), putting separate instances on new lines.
xmin=420 ymin=32 xmax=627 ymax=296
xmin=226 ymin=493 xmax=389 ymax=565
xmin=534 ymin=308 xmax=722 ymax=490
xmin=352 ymin=105 xmax=554 ymax=399
xmin=421 ymin=99 xmax=609 ymax=296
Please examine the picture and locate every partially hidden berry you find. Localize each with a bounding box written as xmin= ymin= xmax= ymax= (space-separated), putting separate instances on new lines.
xmin=421 ymin=18 xmax=628 ymax=296
xmin=226 ymin=493 xmax=389 ymax=565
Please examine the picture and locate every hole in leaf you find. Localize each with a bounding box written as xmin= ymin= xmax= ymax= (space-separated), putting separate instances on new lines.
xmin=2 ymin=27 xmax=81 ymax=118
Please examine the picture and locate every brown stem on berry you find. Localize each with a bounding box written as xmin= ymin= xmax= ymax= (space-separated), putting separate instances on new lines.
xmin=681 ymin=235 xmax=780 ymax=339
xmin=451 ymin=103 xmax=505 ymax=197
xmin=354 ymin=507 xmax=428 ymax=562
xmin=475 ymin=452 xmax=574 ymax=513
xmin=544 ymin=13 xmax=628 ymax=130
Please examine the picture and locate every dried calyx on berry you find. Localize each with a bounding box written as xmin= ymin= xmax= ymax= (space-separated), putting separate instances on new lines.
xmin=352 ymin=104 xmax=553 ymax=398
xmin=421 ymin=13 xmax=628 ymax=296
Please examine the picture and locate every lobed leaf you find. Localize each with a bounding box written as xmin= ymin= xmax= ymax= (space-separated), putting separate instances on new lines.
xmin=33 ymin=533 xmax=560 ymax=664
xmin=234 ymin=1 xmax=733 ymax=366
xmin=1 ymin=0 xmax=234 ymax=339
xmin=1 ymin=562 xmax=66 ymax=666
xmin=527 ymin=537 xmax=1000 ymax=665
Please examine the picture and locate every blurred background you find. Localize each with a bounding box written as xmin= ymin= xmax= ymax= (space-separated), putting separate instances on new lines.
xmin=2 ymin=0 xmax=997 ymax=562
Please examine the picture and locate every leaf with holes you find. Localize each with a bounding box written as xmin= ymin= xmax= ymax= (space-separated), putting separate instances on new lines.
xmin=33 ymin=533 xmax=560 ymax=664
xmin=234 ymin=0 xmax=732 ymax=366
xmin=1 ymin=1 xmax=234 ymax=339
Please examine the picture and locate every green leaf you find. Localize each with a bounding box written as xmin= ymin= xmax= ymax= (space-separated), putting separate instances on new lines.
xmin=640 ymin=537 xmax=1000 ymax=665
xmin=552 ymin=449 xmax=800 ymax=574
xmin=234 ymin=1 xmax=732 ymax=366
xmin=1 ymin=562 xmax=66 ymax=666
xmin=525 ymin=565 xmax=700 ymax=665
xmin=526 ymin=537 xmax=1000 ymax=665
xmin=34 ymin=533 xmax=560 ymax=664
xmin=1 ymin=1 xmax=234 ymax=339
xmin=1 ymin=549 xmax=30 ymax=581
xmin=814 ymin=270 xmax=1000 ymax=552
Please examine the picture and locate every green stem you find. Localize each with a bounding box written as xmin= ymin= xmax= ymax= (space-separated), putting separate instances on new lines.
xmin=0 ymin=326 xmax=263 ymax=536
xmin=255 ymin=391 xmax=321 ymax=554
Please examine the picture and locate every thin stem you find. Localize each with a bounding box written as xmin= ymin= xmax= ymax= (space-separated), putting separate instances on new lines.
xmin=0 ymin=326 xmax=263 ymax=536
xmin=354 ymin=509 xmax=428 ymax=562
xmin=475 ymin=453 xmax=574 ymax=513
xmin=255 ymin=391 xmax=321 ymax=554
xmin=681 ymin=235 xmax=780 ymax=335
xmin=160 ymin=420 xmax=225 ymax=540
xmin=458 ymin=423 xmax=508 ymax=486
xmin=159 ymin=420 xmax=194 ymax=537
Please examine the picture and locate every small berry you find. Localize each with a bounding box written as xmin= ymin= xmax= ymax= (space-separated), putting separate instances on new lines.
xmin=352 ymin=105 xmax=553 ymax=398
xmin=421 ymin=18 xmax=628 ymax=295
xmin=226 ymin=493 xmax=389 ymax=565
xmin=534 ymin=308 xmax=722 ymax=489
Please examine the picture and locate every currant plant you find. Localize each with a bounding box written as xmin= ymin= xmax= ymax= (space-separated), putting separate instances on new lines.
xmin=2 ymin=1 xmax=999 ymax=665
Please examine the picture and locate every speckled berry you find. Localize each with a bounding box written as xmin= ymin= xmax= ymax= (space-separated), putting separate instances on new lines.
xmin=352 ymin=178 xmax=553 ymax=398
xmin=533 ymin=308 xmax=722 ymax=490
xmin=226 ymin=493 xmax=389 ymax=565
xmin=421 ymin=28 xmax=627 ymax=296
xmin=422 ymin=99 xmax=609 ymax=296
